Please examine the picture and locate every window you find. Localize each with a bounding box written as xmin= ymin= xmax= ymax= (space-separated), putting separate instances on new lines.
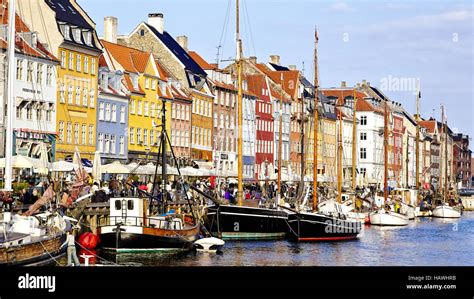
xmin=69 ymin=52 xmax=74 ymax=70
xmin=151 ymin=103 xmax=155 ymax=118
xmin=360 ymin=116 xmax=367 ymax=126
xmin=214 ymin=113 xmax=217 ymax=127
xmin=60 ymin=51 xmax=66 ymax=68
xmin=83 ymin=56 xmax=89 ymax=74
xmin=185 ymin=106 xmax=190 ymax=120
xmin=76 ymin=54 xmax=81 ymax=72
xmin=83 ymin=88 xmax=88 ymax=106
xmin=84 ymin=31 xmax=92 ymax=46
xmin=91 ymin=58 xmax=96 ymax=75
xmin=59 ymin=121 xmax=64 ymax=142
xmin=74 ymin=28 xmax=81 ymax=43
xmin=105 ymin=103 xmax=111 ymax=121
xmin=120 ymin=106 xmax=125 ymax=123
xmin=98 ymin=133 xmax=104 ymax=152
xmin=119 ymin=136 xmax=125 ymax=155
xmin=60 ymin=84 xmax=65 ymax=103
xmin=66 ymin=122 xmax=72 ymax=143
xmin=46 ymin=66 xmax=53 ymax=85
xmin=143 ymin=129 xmax=148 ymax=146
xmin=145 ymin=78 xmax=150 ymax=89
xmin=89 ymin=125 xmax=94 ymax=145
xmin=140 ymin=29 xmax=145 ymax=36
xmin=151 ymin=80 xmax=156 ymax=90
xmin=75 ymin=87 xmax=81 ymax=105
xmin=137 ymin=100 xmax=142 ymax=115
xmin=82 ymin=124 xmax=86 ymax=144
xmin=360 ymin=148 xmax=367 ymax=159
xmin=360 ymin=168 xmax=366 ymax=177
xmin=104 ymin=134 xmax=110 ymax=153
xmin=89 ymin=90 xmax=95 ymax=107
xmin=130 ymin=100 xmax=136 ymax=114
xmin=150 ymin=130 xmax=154 ymax=146
xmin=74 ymin=123 xmax=79 ymax=144
xmin=68 ymin=86 xmax=73 ymax=104
xmin=112 ymin=104 xmax=117 ymax=122
xmin=16 ymin=59 xmax=23 ymax=80
xmin=35 ymin=63 xmax=43 ymax=84
xmin=137 ymin=128 xmax=142 ymax=144
xmin=220 ymin=114 xmax=224 ymax=128
xmin=15 ymin=106 xmax=22 ymax=118
xmin=36 ymin=107 xmax=42 ymax=120
xmin=172 ymin=103 xmax=176 ymax=119
xmin=27 ymin=61 xmax=33 ymax=82
xmin=99 ymin=102 xmax=105 ymax=120
xmin=64 ymin=25 xmax=70 ymax=40
xmin=360 ymin=132 xmax=367 ymax=140
xmin=111 ymin=135 xmax=116 ymax=154
xmin=130 ymin=127 xmax=135 ymax=144
xmin=144 ymin=102 xmax=149 ymax=116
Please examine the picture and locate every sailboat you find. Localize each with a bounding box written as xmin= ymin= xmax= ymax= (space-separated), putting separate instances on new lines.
xmin=432 ymin=105 xmax=461 ymax=219
xmin=286 ymin=28 xmax=361 ymax=241
xmin=369 ymin=96 xmax=409 ymax=226
xmin=204 ymin=0 xmax=289 ymax=240
xmin=0 ymin=0 xmax=72 ymax=265
xmin=97 ymin=100 xmax=201 ymax=252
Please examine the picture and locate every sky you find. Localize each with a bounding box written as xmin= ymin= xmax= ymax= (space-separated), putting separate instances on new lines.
xmin=80 ymin=0 xmax=474 ymax=140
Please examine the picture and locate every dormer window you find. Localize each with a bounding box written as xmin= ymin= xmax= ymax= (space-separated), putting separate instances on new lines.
xmin=31 ymin=33 xmax=37 ymax=48
xmin=63 ymin=25 xmax=70 ymax=40
xmin=84 ymin=31 xmax=92 ymax=46
xmin=74 ymin=28 xmax=82 ymax=43
xmin=131 ymin=74 xmax=139 ymax=89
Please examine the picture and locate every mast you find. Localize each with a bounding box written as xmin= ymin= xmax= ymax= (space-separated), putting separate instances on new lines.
xmin=383 ymin=99 xmax=389 ymax=202
xmin=351 ymin=89 xmax=357 ymax=191
xmin=415 ymin=81 xmax=420 ymax=190
xmin=4 ymin=0 xmax=16 ymax=191
xmin=312 ymin=27 xmax=319 ymax=211
xmin=439 ymin=105 xmax=444 ymax=196
xmin=337 ymin=93 xmax=343 ymax=203
xmin=299 ymin=74 xmax=305 ymax=199
xmin=161 ymin=99 xmax=167 ymax=203
xmin=277 ymin=74 xmax=283 ymax=201
xmin=443 ymin=105 xmax=448 ymax=203
xmin=236 ymin=0 xmax=244 ymax=206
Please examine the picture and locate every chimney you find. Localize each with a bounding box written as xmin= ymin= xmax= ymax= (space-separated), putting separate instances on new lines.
xmin=356 ymin=83 xmax=360 ymax=89
xmin=148 ymin=13 xmax=164 ymax=34
xmin=249 ymin=56 xmax=257 ymax=64
xmin=362 ymin=79 xmax=367 ymax=86
xmin=341 ymin=81 xmax=347 ymax=88
xmin=269 ymin=55 xmax=280 ymax=65
xmin=176 ymin=35 xmax=188 ymax=51
xmin=288 ymin=65 xmax=297 ymax=71
xmin=367 ymin=81 xmax=371 ymax=86
xmin=104 ymin=16 xmax=118 ymax=43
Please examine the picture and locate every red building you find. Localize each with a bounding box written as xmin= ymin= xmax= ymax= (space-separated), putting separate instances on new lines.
xmin=247 ymin=74 xmax=274 ymax=180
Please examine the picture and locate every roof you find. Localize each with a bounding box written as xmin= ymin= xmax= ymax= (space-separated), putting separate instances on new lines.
xmin=123 ymin=73 xmax=145 ymax=95
xmin=188 ymin=51 xmax=216 ymax=70
xmin=0 ymin=7 xmax=58 ymax=62
xmin=255 ymin=63 xmax=298 ymax=100
xmin=143 ymin=23 xmax=206 ymax=76
xmin=170 ymin=85 xmax=191 ymax=102
xmin=154 ymin=59 xmax=170 ymax=81
xmin=268 ymin=62 xmax=289 ymax=71
xmin=101 ymin=40 xmax=150 ymax=73
xmin=45 ymin=0 xmax=94 ymax=29
xmin=246 ymin=74 xmax=267 ymax=98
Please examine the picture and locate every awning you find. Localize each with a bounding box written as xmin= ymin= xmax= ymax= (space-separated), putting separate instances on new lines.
xmin=193 ymin=160 xmax=214 ymax=170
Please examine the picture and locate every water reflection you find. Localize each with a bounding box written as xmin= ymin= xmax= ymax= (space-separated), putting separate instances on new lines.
xmin=96 ymin=212 xmax=473 ymax=266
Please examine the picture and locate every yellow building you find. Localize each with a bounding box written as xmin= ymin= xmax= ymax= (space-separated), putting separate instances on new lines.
xmin=19 ymin=0 xmax=102 ymax=161
xmin=190 ymin=89 xmax=214 ymax=161
xmin=101 ymin=40 xmax=172 ymax=161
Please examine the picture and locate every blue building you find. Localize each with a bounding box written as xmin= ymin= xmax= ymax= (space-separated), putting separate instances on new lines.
xmin=97 ymin=65 xmax=129 ymax=163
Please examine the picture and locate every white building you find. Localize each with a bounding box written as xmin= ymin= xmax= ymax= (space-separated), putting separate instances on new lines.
xmin=0 ymin=21 xmax=58 ymax=160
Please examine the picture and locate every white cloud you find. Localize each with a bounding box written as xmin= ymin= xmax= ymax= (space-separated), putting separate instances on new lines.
xmin=329 ymin=2 xmax=353 ymax=13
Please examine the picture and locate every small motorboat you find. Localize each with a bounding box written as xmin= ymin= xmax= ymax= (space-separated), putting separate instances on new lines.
xmin=193 ymin=237 xmax=225 ymax=253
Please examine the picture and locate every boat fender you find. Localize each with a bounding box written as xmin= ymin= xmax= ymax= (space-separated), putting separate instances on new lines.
xmin=78 ymin=232 xmax=101 ymax=250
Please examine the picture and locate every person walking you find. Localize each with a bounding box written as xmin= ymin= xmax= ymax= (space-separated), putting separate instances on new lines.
xmin=62 ymin=229 xmax=80 ymax=266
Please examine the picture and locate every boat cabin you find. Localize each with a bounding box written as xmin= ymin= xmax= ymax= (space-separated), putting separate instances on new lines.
xmin=390 ymin=188 xmax=418 ymax=206
xmin=109 ymin=197 xmax=184 ymax=230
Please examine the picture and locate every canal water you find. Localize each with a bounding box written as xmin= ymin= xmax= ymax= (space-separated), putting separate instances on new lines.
xmin=97 ymin=212 xmax=474 ymax=266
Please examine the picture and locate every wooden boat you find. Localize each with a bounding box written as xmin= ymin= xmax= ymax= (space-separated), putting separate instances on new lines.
xmin=432 ymin=204 xmax=461 ymax=218
xmin=98 ymin=197 xmax=200 ymax=252
xmin=369 ymin=208 xmax=409 ymax=226
xmin=0 ymin=212 xmax=67 ymax=266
